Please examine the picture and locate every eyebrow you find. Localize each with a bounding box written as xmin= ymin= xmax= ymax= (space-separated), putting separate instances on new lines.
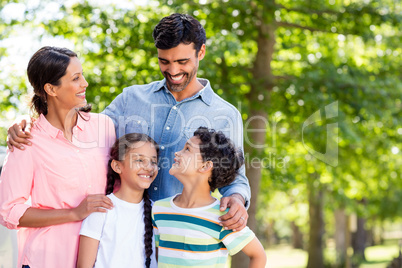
xmin=185 ymin=142 xmax=196 ymax=149
xmin=158 ymin=57 xmax=190 ymax=62
xmin=131 ymin=153 xmax=157 ymax=159
xmin=70 ymin=70 xmax=83 ymax=78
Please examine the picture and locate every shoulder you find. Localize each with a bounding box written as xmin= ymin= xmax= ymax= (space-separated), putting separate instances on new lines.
xmin=154 ymin=196 xmax=173 ymax=207
xmin=2 ymin=144 xmax=34 ymax=166
xmin=207 ymin=90 xmax=241 ymax=119
xmin=201 ymin=201 xmax=226 ymax=220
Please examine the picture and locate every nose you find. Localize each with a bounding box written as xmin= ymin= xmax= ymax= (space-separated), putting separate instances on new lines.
xmin=174 ymin=151 xmax=180 ymax=156
xmin=168 ymin=63 xmax=180 ymax=76
xmin=143 ymin=163 xmax=153 ymax=171
xmin=82 ymin=75 xmax=89 ymax=87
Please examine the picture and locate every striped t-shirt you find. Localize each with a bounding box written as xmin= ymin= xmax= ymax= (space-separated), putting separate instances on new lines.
xmin=152 ymin=194 xmax=255 ymax=267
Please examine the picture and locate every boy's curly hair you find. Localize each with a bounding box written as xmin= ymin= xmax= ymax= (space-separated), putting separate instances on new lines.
xmin=193 ymin=127 xmax=244 ymax=192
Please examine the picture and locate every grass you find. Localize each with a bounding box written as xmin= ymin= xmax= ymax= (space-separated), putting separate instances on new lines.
xmin=360 ymin=244 xmax=400 ymax=268
xmin=262 ymin=243 xmax=400 ymax=268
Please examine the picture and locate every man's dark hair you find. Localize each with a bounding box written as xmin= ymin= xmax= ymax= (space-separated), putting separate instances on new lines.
xmin=193 ymin=127 xmax=244 ymax=192
xmin=152 ymin=13 xmax=206 ymax=53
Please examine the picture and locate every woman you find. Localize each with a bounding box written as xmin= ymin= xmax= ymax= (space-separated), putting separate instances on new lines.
xmin=0 ymin=46 xmax=116 ymax=268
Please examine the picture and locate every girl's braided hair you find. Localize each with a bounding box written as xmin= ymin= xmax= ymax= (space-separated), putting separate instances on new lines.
xmin=106 ymin=133 xmax=159 ymax=268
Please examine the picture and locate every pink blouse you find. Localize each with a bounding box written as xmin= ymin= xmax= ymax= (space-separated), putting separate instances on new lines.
xmin=0 ymin=113 xmax=116 ymax=268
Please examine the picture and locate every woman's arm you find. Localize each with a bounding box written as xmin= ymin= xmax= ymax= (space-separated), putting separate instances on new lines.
xmin=18 ymin=194 xmax=113 ymax=227
xmin=241 ymin=237 xmax=267 ymax=268
xmin=77 ymin=235 xmax=100 ymax=268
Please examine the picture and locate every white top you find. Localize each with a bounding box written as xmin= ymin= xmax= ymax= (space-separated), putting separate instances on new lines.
xmin=80 ymin=193 xmax=157 ymax=268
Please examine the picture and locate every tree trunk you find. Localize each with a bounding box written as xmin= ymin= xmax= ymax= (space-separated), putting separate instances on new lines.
xmin=351 ymin=199 xmax=367 ymax=266
xmin=334 ymin=209 xmax=348 ymax=267
xmin=231 ymin=7 xmax=276 ymax=268
xmin=352 ymin=216 xmax=367 ymax=263
xmin=266 ymin=220 xmax=279 ymax=246
xmin=291 ymin=221 xmax=304 ymax=249
xmin=306 ymin=177 xmax=324 ymax=268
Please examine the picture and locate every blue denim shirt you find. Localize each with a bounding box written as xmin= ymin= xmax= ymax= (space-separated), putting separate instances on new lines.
xmin=103 ymin=78 xmax=250 ymax=206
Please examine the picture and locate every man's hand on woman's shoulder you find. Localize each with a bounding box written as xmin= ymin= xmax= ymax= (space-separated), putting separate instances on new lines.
xmin=7 ymin=115 xmax=33 ymax=151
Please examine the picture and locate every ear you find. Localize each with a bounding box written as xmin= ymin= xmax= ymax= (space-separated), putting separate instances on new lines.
xmin=44 ymin=83 xmax=57 ymax=97
xmin=199 ymin=160 xmax=213 ymax=173
xmin=111 ymin=159 xmax=122 ymax=174
xmin=198 ymin=44 xmax=206 ymax=61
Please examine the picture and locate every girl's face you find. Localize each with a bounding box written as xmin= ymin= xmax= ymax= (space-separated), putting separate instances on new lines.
xmin=170 ymin=136 xmax=204 ymax=177
xmin=52 ymin=56 xmax=88 ymax=110
xmin=118 ymin=141 xmax=158 ymax=192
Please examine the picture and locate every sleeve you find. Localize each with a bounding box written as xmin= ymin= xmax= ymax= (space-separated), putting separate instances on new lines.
xmin=219 ymin=226 xmax=255 ymax=256
xmin=79 ymin=212 xmax=107 ymax=241
xmin=102 ymin=90 xmax=127 ymax=139
xmin=151 ymin=206 xmax=159 ymax=247
xmin=218 ymin=110 xmax=251 ymax=208
xmin=104 ymin=114 xmax=117 ymax=148
xmin=0 ymin=149 xmax=34 ymax=229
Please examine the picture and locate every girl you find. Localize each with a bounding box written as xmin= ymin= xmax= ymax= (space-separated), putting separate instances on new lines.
xmin=0 ymin=46 xmax=116 ymax=268
xmin=77 ymin=133 xmax=159 ymax=268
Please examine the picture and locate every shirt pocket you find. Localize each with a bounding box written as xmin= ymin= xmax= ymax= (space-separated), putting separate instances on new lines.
xmin=85 ymin=152 xmax=108 ymax=193
xmin=41 ymin=160 xmax=80 ymax=192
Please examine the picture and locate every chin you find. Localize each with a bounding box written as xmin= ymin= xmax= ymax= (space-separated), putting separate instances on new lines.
xmin=78 ymin=101 xmax=88 ymax=107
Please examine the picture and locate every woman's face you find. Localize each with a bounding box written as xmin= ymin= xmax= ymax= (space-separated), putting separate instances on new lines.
xmin=52 ymin=56 xmax=88 ymax=110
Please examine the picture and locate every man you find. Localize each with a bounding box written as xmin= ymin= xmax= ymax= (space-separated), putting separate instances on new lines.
xmin=7 ymin=13 xmax=250 ymax=230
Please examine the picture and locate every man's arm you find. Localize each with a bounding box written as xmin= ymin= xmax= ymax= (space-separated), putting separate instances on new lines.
xmin=218 ymin=110 xmax=251 ymax=231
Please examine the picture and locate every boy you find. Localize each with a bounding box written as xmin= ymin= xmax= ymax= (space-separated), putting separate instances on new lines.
xmin=152 ymin=127 xmax=267 ymax=267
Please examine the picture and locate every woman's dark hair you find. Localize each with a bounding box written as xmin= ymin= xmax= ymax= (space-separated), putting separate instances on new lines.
xmin=193 ymin=127 xmax=244 ymax=192
xmin=27 ymin=46 xmax=91 ymax=116
xmin=106 ymin=133 xmax=159 ymax=268
xmin=152 ymin=13 xmax=206 ymax=54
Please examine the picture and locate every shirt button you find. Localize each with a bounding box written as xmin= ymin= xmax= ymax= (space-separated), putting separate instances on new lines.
xmin=76 ymin=149 xmax=80 ymax=153
xmin=166 ymin=126 xmax=170 ymax=130
xmin=172 ymin=106 xmax=177 ymax=110
xmin=154 ymin=187 xmax=158 ymax=191
xmin=161 ymin=146 xmax=165 ymax=150
xmin=88 ymin=185 xmax=92 ymax=188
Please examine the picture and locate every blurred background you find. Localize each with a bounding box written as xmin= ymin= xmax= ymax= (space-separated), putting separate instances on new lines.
xmin=0 ymin=0 xmax=401 ymax=267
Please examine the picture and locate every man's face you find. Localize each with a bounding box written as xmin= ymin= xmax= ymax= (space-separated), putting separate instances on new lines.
xmin=157 ymin=43 xmax=205 ymax=93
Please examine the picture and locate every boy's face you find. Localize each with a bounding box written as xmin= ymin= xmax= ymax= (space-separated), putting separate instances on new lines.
xmin=157 ymin=43 xmax=205 ymax=93
xmin=169 ymin=136 xmax=205 ymax=177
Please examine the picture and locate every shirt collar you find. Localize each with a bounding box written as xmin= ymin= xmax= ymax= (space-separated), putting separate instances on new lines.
xmin=36 ymin=112 xmax=88 ymax=139
xmin=153 ymin=78 xmax=213 ymax=106
xmin=36 ymin=114 xmax=60 ymax=139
